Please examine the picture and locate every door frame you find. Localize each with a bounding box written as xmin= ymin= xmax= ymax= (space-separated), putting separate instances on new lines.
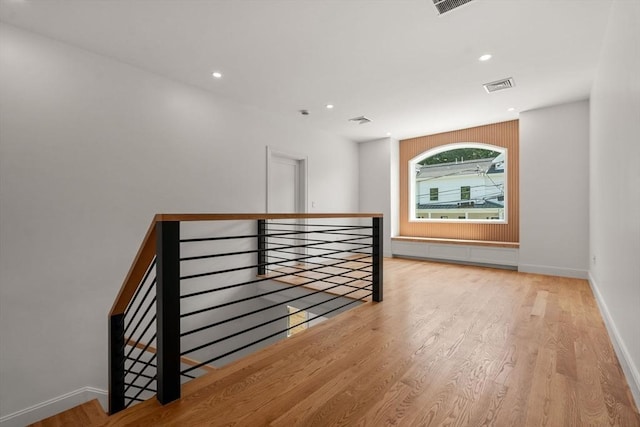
xmin=266 ymin=146 xmax=308 ymax=214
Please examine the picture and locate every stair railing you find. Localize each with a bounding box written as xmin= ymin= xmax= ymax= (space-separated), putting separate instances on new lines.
xmin=108 ymin=213 xmax=383 ymax=415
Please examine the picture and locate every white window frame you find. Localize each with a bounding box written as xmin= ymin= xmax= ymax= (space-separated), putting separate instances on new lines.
xmin=408 ymin=142 xmax=508 ymax=224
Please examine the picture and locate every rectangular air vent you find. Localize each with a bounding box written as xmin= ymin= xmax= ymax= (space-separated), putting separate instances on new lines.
xmin=433 ymin=0 xmax=474 ymax=15
xmin=483 ymin=77 xmax=515 ymax=93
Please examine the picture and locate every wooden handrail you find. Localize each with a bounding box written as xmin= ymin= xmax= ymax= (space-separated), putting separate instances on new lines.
xmin=109 ymin=213 xmax=382 ymax=316
xmin=156 ymin=213 xmax=382 ymax=221
xmin=109 ymin=219 xmax=157 ymax=316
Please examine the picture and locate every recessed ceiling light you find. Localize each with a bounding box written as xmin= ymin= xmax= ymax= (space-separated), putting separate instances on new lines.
xmin=212 ymin=71 xmax=222 ymax=79
xmin=478 ymin=54 xmax=492 ymax=62
xmin=326 ymin=104 xmax=334 ymax=109
xmin=386 ymin=132 xmax=392 ymax=136
xmin=507 ymin=107 xmax=515 ymax=112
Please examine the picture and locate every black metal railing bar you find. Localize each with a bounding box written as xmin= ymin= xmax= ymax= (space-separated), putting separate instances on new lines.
xmin=179 ymin=280 xmax=372 ymax=360
xmin=123 ymin=306 xmax=156 ymax=361
xmin=181 ymin=291 xmax=371 ymax=376
xmin=127 ymin=369 xmax=157 ymax=406
xmin=180 ymin=272 xmax=372 ymax=338
xmin=261 ymin=255 xmax=372 ymax=284
xmin=179 ymin=251 xmax=371 ymax=300
xmin=124 ymin=260 xmax=156 ymax=319
xmin=124 ymin=354 xmax=157 ymax=399
xmin=123 ymin=370 xmax=155 ymax=381
xmin=178 ymin=224 xmax=371 ymax=244
xmin=180 ymin=241 xmax=373 ymax=281
xmin=179 ymin=233 xmax=371 ymax=262
xmin=124 ymin=329 xmax=157 ymax=368
xmin=180 ymin=260 xmax=373 ymax=319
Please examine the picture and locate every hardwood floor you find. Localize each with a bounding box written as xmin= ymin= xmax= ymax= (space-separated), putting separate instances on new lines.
xmin=102 ymin=257 xmax=639 ymax=426
xmin=29 ymin=399 xmax=107 ymax=427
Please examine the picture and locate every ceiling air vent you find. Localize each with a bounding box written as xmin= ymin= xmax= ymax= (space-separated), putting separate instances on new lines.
xmin=349 ymin=116 xmax=372 ymax=125
xmin=433 ymin=0 xmax=474 ymax=15
xmin=483 ymin=77 xmax=515 ymax=93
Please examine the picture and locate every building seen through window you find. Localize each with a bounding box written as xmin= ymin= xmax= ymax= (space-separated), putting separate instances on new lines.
xmin=410 ymin=143 xmax=507 ymax=222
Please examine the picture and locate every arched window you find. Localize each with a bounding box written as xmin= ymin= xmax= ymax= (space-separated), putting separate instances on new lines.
xmin=409 ymin=143 xmax=507 ymax=222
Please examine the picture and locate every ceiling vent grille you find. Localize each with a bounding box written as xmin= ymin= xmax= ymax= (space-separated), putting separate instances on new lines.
xmin=433 ymin=0 xmax=474 ymax=15
xmin=483 ymin=77 xmax=515 ymax=93
xmin=349 ymin=116 xmax=372 ymax=125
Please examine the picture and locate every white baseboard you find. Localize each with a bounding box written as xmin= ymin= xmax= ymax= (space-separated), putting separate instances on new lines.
xmin=0 ymin=387 xmax=107 ymax=427
xmin=588 ymin=272 xmax=640 ymax=410
xmin=518 ymin=263 xmax=588 ymax=279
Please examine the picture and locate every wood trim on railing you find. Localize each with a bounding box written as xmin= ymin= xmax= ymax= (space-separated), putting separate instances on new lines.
xmin=156 ymin=213 xmax=382 ymax=221
xmin=125 ymin=339 xmax=216 ymax=372
xmin=109 ymin=220 xmax=157 ymax=316
xmin=109 ymin=213 xmax=383 ymax=316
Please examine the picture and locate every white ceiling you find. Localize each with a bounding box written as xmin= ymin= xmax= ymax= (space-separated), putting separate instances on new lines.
xmin=0 ymin=0 xmax=612 ymax=142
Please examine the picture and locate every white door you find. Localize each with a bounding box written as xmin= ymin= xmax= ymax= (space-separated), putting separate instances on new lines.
xmin=268 ymin=156 xmax=301 ymax=213
xmin=266 ymin=148 xmax=307 ymax=269
xmin=267 ymin=148 xmax=306 ymax=214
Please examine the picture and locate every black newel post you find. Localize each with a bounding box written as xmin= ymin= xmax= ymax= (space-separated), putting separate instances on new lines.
xmin=156 ymin=221 xmax=181 ymax=404
xmin=108 ymin=313 xmax=125 ymax=414
xmin=257 ymin=219 xmax=266 ymax=276
xmin=372 ymin=217 xmax=383 ymax=302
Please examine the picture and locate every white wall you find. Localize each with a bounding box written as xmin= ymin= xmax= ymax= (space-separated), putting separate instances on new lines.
xmin=589 ymin=0 xmax=640 ymax=407
xmin=358 ymin=137 xmax=399 ymax=257
xmin=0 ymin=23 xmax=359 ymax=422
xmin=390 ymin=138 xmax=399 ymax=239
xmin=519 ymin=100 xmax=590 ymax=278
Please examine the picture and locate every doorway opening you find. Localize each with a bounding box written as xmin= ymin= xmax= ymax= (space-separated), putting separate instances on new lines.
xmin=266 ymin=147 xmax=308 ymax=270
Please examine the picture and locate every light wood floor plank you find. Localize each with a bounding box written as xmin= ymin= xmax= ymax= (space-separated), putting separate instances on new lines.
xmin=30 ymin=399 xmax=107 ymax=427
